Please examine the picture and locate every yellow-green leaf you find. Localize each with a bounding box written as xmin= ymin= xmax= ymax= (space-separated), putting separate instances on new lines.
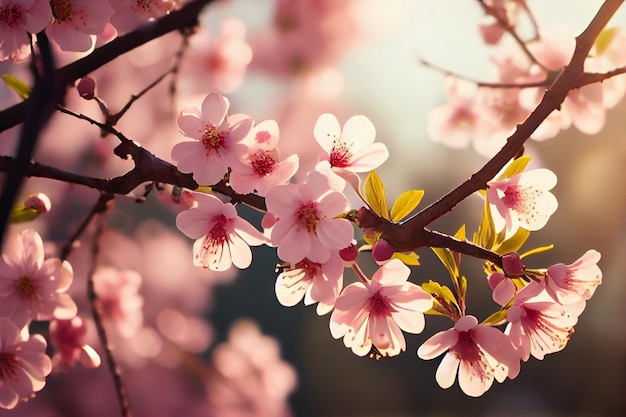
xmin=390 ymin=190 xmax=424 ymax=222
xmin=497 ymin=155 xmax=531 ymax=181
xmin=9 ymin=207 xmax=39 ymax=223
xmin=421 ymin=280 xmax=458 ymax=306
xmin=391 ymin=251 xmax=420 ymax=266
xmin=520 ymin=244 xmax=554 ymax=258
xmin=454 ymin=224 xmax=466 ymax=240
xmin=473 ymin=199 xmax=496 ymax=250
xmin=494 ymin=227 xmax=530 ymax=255
xmin=2 ymin=75 xmax=31 ymax=99
xmin=431 ymin=247 xmax=459 ymax=279
xmin=481 ymin=309 xmax=508 ymax=326
xmin=595 ymin=27 xmax=617 ymax=56
xmin=363 ymin=171 xmax=389 ymax=220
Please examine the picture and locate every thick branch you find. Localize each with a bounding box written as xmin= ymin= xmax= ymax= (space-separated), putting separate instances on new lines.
xmin=0 ymin=0 xmax=214 ymax=133
xmin=380 ymin=0 xmax=623 ymax=254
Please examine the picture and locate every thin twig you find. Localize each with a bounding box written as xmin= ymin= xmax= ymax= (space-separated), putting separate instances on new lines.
xmin=85 ymin=193 xmax=131 ymax=417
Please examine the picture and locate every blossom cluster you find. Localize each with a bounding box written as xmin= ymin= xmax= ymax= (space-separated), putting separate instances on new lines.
xmin=428 ymin=3 xmax=626 ymax=156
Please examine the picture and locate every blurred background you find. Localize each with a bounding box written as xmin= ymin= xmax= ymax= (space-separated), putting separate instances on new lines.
xmin=0 ymin=0 xmax=625 ymax=416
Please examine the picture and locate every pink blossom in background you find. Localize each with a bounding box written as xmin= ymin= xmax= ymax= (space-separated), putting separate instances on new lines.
xmin=0 ymin=229 xmax=76 ymax=328
xmin=544 ymin=249 xmax=602 ymax=304
xmin=176 ymin=191 xmax=268 ymax=271
xmin=275 ymin=251 xmax=344 ymax=315
xmin=417 ymin=315 xmax=520 ymax=397
xmin=46 ymin=0 xmax=113 ymax=52
xmin=330 ymin=259 xmax=433 ymax=357
xmin=206 ymin=319 xmax=297 ymax=417
xmin=0 ymin=318 xmax=51 ymax=410
xmin=171 ymin=92 xmax=254 ymax=186
xmin=505 ymin=282 xmax=582 ymax=361
xmin=0 ymin=0 xmax=52 ymax=62
xmin=179 ymin=17 xmax=253 ymax=94
xmin=92 ymin=266 xmax=143 ymax=338
xmin=229 ymin=119 xmax=299 ymax=196
xmin=109 ymin=0 xmax=173 ymax=35
xmin=486 ymin=168 xmax=558 ymax=232
xmin=313 ymin=113 xmax=388 ymax=174
xmin=264 ymin=170 xmax=354 ymax=264
xmin=49 ymin=316 xmax=101 ymax=372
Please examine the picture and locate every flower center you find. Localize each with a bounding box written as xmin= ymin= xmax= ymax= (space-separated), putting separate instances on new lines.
xmin=201 ymin=124 xmax=225 ymax=153
xmin=0 ymin=5 xmax=22 ymax=27
xmin=295 ymin=202 xmax=320 ymax=232
xmin=0 ymin=352 xmax=18 ymax=381
xmin=368 ymin=291 xmax=394 ymax=316
xmin=251 ymin=150 xmax=277 ymax=177
xmin=16 ymin=276 xmax=36 ymax=300
xmin=132 ymin=0 xmax=155 ymax=13
xmin=196 ymin=215 xmax=230 ymax=267
xmin=329 ymin=140 xmax=353 ymax=168
xmin=51 ymin=0 xmax=73 ymax=23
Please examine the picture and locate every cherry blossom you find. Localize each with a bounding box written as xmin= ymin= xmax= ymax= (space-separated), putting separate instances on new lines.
xmin=486 ymin=168 xmax=558 ymax=232
xmin=505 ymin=282 xmax=582 ymax=361
xmin=0 ymin=229 xmax=76 ymax=328
xmin=544 ymin=249 xmax=602 ymax=304
xmin=46 ymin=0 xmax=113 ymax=52
xmin=330 ymin=259 xmax=433 ymax=358
xmin=0 ymin=0 xmax=52 ymax=62
xmin=0 ymin=318 xmax=51 ymax=410
xmin=313 ymin=113 xmax=388 ymax=174
xmin=171 ymin=92 xmax=254 ymax=186
xmin=49 ymin=316 xmax=101 ymax=372
xmin=228 ymin=119 xmax=299 ymax=196
xmin=417 ymin=315 xmax=520 ymax=397
xmin=176 ymin=191 xmax=268 ymax=271
xmin=264 ymin=170 xmax=354 ymax=264
xmin=487 ymin=271 xmax=516 ymax=306
xmin=92 ymin=266 xmax=143 ymax=337
xmin=275 ymin=251 xmax=344 ymax=315
xmin=109 ymin=0 xmax=173 ymax=35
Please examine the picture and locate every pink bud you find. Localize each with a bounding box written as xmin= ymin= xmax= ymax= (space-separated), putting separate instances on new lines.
xmin=502 ymin=252 xmax=524 ymax=276
xmin=77 ymin=77 xmax=96 ymax=100
xmin=24 ymin=193 xmax=51 ymax=213
xmin=339 ymin=241 xmax=358 ymax=265
xmin=372 ymin=239 xmax=395 ymax=264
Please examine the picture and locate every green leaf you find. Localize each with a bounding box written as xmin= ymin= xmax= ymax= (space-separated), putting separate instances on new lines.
xmin=595 ymin=27 xmax=617 ymax=56
xmin=494 ymin=227 xmax=530 ymax=255
xmin=481 ymin=309 xmax=508 ymax=326
xmin=473 ymin=199 xmax=496 ymax=250
xmin=391 ymin=251 xmax=420 ymax=266
xmin=431 ymin=247 xmax=459 ymax=279
xmin=2 ymin=75 xmax=31 ymax=100
xmin=520 ymin=244 xmax=554 ymax=258
xmin=390 ymin=190 xmax=424 ymax=222
xmin=363 ymin=171 xmax=389 ymax=220
xmin=497 ymin=155 xmax=531 ymax=181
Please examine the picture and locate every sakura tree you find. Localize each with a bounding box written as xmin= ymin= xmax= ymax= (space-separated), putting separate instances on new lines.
xmin=0 ymin=0 xmax=624 ymax=416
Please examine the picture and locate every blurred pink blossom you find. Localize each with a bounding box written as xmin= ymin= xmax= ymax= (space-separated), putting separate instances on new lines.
xmin=49 ymin=316 xmax=101 ymax=372
xmin=109 ymin=0 xmax=173 ymax=35
xmin=0 ymin=0 xmax=52 ymax=62
xmin=0 ymin=318 xmax=51 ymax=410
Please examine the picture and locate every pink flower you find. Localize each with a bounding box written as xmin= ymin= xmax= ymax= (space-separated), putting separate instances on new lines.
xmin=228 ymin=119 xmax=299 ymax=196
xmin=109 ymin=0 xmax=173 ymax=35
xmin=46 ymin=0 xmax=114 ymax=52
xmin=49 ymin=316 xmax=101 ymax=372
xmin=330 ymin=259 xmax=433 ymax=357
xmin=544 ymin=249 xmax=602 ymax=304
xmin=418 ymin=315 xmax=520 ymax=397
xmin=486 ymin=168 xmax=558 ymax=232
xmin=93 ymin=266 xmax=143 ymax=337
xmin=171 ymin=92 xmax=254 ymax=186
xmin=0 ymin=229 xmax=76 ymax=328
xmin=0 ymin=0 xmax=52 ymax=62
xmin=176 ymin=192 xmax=268 ymax=271
xmin=275 ymin=252 xmax=344 ymax=315
xmin=313 ymin=113 xmax=388 ymax=173
xmin=0 ymin=318 xmax=51 ymax=410
xmin=264 ymin=170 xmax=354 ymax=264
xmin=487 ymin=271 xmax=516 ymax=306
xmin=505 ymin=282 xmax=581 ymax=361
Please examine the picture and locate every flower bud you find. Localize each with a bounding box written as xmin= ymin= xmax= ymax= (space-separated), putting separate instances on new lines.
xmin=372 ymin=238 xmax=395 ymax=264
xmin=502 ymin=252 xmax=524 ymax=276
xmin=77 ymin=77 xmax=96 ymax=100
xmin=339 ymin=241 xmax=358 ymax=265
